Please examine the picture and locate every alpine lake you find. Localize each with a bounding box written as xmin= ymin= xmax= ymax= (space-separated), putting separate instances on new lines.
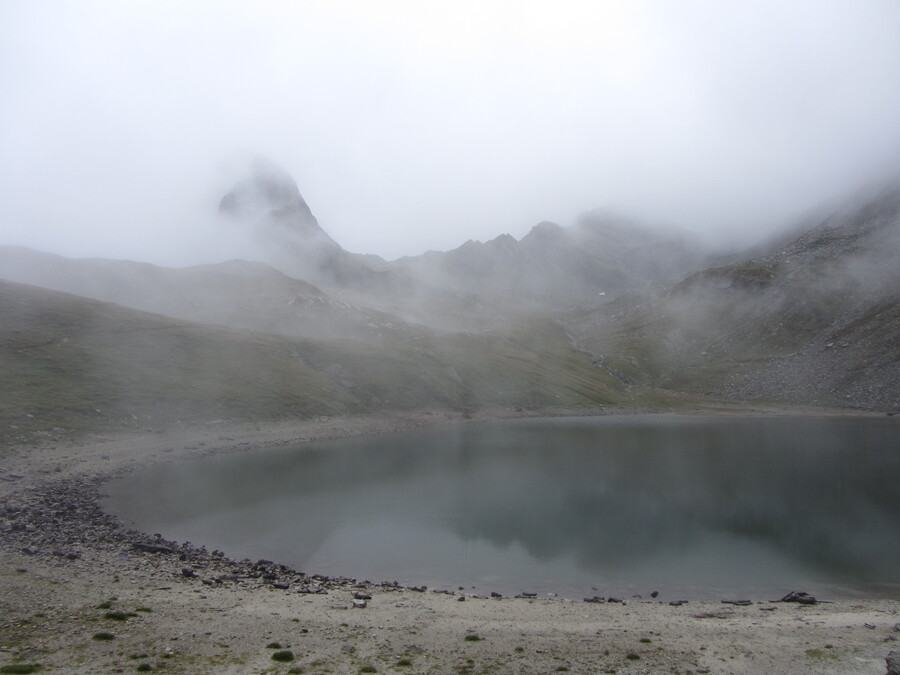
xmin=103 ymin=415 xmax=900 ymax=600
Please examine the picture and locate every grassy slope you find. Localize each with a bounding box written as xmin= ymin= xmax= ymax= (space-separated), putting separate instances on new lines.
xmin=1 ymin=280 xmax=624 ymax=445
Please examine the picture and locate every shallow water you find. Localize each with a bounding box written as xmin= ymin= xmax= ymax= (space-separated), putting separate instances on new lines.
xmin=103 ymin=415 xmax=900 ymax=599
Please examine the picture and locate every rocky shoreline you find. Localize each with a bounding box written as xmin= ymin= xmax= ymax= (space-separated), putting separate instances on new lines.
xmin=2 ymin=409 xmax=899 ymax=674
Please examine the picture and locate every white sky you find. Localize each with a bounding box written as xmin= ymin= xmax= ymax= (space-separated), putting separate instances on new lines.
xmin=2 ymin=1 xmax=900 ymax=264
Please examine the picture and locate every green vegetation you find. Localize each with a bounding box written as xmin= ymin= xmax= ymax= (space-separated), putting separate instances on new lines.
xmin=805 ymin=648 xmax=838 ymax=660
xmin=0 ymin=281 xmax=622 ymax=445
xmin=271 ymin=650 xmax=295 ymax=662
xmin=92 ymin=632 xmax=115 ymax=641
xmin=0 ymin=666 xmax=41 ymax=674
xmin=463 ymin=634 xmax=482 ymax=642
xmin=104 ymin=611 xmax=136 ymax=621
xmin=265 ymin=642 xmax=282 ymax=649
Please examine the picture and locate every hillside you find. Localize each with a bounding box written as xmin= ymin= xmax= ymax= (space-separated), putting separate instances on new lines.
xmin=566 ymin=185 xmax=900 ymax=411
xmin=0 ymin=247 xmax=429 ymax=343
xmin=391 ymin=212 xmax=709 ymax=313
xmin=0 ymin=280 xmax=625 ymax=445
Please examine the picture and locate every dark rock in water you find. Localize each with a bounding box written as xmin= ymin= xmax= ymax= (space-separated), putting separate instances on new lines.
xmin=886 ymin=650 xmax=900 ymax=675
xmin=490 ymin=592 xmax=502 ymax=599
xmin=519 ymin=592 xmax=537 ymax=598
xmin=669 ymin=600 xmax=688 ymax=606
xmin=583 ymin=596 xmax=605 ymax=604
xmin=607 ymin=597 xmax=623 ymax=604
xmin=409 ymin=586 xmax=427 ymax=593
xmin=722 ymin=600 xmax=753 ymax=606
xmin=650 ymin=590 xmax=659 ymax=598
xmin=353 ymin=592 xmax=372 ymax=600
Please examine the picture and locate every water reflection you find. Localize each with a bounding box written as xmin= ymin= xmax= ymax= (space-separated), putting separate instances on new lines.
xmin=104 ymin=416 xmax=900 ymax=598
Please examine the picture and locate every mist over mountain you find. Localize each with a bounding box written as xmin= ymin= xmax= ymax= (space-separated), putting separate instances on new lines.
xmin=2 ymin=157 xmax=899 ymax=444
xmin=566 ymin=183 xmax=900 ymax=410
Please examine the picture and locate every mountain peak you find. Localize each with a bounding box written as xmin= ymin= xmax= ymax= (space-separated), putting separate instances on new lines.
xmin=218 ymin=156 xmax=338 ymax=248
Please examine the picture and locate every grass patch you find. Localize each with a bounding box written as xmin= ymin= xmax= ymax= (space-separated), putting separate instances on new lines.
xmin=625 ymin=653 xmax=640 ymax=660
xmin=805 ymin=648 xmax=837 ymax=660
xmin=396 ymin=658 xmax=413 ymax=667
xmin=0 ymin=667 xmax=41 ymax=674
xmin=265 ymin=642 xmax=282 ymax=649
xmin=135 ymin=665 xmax=153 ymax=673
xmin=104 ymin=611 xmax=137 ymax=621
xmin=359 ymin=667 xmax=377 ymax=674
xmin=463 ymin=634 xmax=482 ymax=642
xmin=92 ymin=632 xmax=115 ymax=641
xmin=271 ymin=650 xmax=295 ymax=662
xmin=639 ymin=638 xmax=652 ymax=644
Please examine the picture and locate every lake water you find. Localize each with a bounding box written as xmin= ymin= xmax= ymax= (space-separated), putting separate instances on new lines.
xmin=103 ymin=415 xmax=900 ymax=600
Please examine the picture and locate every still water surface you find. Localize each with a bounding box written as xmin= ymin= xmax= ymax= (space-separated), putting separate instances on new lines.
xmin=103 ymin=416 xmax=900 ymax=599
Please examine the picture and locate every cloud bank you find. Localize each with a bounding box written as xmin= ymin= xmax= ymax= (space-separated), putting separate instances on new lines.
xmin=2 ymin=0 xmax=900 ymax=264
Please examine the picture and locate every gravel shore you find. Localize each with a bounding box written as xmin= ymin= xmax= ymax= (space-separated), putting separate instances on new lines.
xmin=1 ymin=409 xmax=898 ymax=674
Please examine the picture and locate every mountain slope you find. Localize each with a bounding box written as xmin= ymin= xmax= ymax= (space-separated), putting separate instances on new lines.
xmin=567 ymin=185 xmax=900 ymax=410
xmin=0 ymin=247 xmax=427 ymax=343
xmin=1 ymin=280 xmax=625 ymax=444
xmin=392 ymin=212 xmax=709 ymax=312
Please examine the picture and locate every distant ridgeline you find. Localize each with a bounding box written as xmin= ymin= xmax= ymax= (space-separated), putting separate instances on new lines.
xmin=1 ymin=159 xmax=899 ymax=442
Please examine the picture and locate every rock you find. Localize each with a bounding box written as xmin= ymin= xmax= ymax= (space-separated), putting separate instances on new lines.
xmin=273 ymin=582 xmax=290 ymax=590
xmin=353 ymin=592 xmax=372 ymax=600
xmin=490 ymin=592 xmax=502 ymax=599
xmin=886 ymin=650 xmax=900 ymax=675
xmin=583 ymin=596 xmax=605 ymax=604
xmin=722 ymin=600 xmax=753 ymax=606
xmin=457 ymin=595 xmax=466 ymax=602
xmin=669 ymin=600 xmax=688 ymax=606
xmin=181 ymin=567 xmax=197 ymax=578
xmin=133 ymin=542 xmax=175 ymax=554
xmin=778 ymin=591 xmax=816 ymax=605
xmin=352 ymin=599 xmax=367 ymax=609
xmin=650 ymin=591 xmax=659 ymax=598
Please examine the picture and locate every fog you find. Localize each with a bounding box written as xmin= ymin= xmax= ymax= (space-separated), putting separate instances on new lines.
xmin=3 ymin=1 xmax=900 ymax=266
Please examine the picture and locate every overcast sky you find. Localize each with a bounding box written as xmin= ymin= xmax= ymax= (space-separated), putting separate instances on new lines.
xmin=2 ymin=1 xmax=900 ymax=265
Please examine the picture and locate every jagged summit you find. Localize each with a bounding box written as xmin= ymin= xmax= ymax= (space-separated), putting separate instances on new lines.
xmin=218 ymin=156 xmax=339 ymax=249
